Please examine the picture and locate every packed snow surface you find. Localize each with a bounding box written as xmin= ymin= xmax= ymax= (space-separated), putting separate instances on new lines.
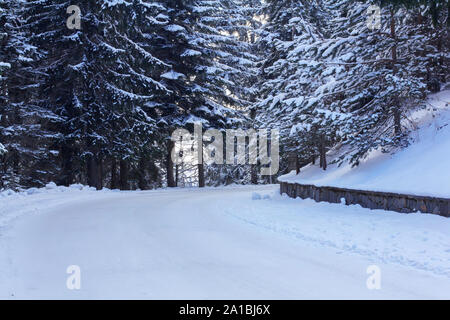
xmin=1 ymin=184 xmax=449 ymax=299
xmin=279 ymin=89 xmax=450 ymax=198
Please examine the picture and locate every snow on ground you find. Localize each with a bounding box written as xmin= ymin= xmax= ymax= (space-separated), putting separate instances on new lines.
xmin=279 ymin=89 xmax=450 ymax=198
xmin=1 ymin=184 xmax=449 ymax=299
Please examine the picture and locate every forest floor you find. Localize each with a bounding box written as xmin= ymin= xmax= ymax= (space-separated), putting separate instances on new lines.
xmin=1 ymin=184 xmax=449 ymax=299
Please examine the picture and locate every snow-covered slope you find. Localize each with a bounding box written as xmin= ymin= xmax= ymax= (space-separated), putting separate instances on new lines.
xmin=279 ymin=89 xmax=450 ymax=198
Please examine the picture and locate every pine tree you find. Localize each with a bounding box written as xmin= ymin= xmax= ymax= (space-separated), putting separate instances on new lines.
xmin=190 ymin=0 xmax=262 ymax=186
xmin=255 ymin=0 xmax=448 ymax=173
xmin=255 ymin=0 xmax=329 ymax=173
xmin=23 ymin=0 xmax=172 ymax=189
xmin=1 ymin=0 xmax=446 ymax=189
xmin=0 ymin=1 xmax=8 ymax=161
xmin=0 ymin=0 xmax=60 ymax=189
xmin=153 ymin=0 xmax=251 ymax=187
xmin=320 ymin=0 xmax=447 ymax=165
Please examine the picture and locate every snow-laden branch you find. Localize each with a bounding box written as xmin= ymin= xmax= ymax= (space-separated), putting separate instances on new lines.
xmin=0 ymin=143 xmax=7 ymax=155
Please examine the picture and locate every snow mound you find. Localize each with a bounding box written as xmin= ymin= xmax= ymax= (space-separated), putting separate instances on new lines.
xmin=252 ymin=192 xmax=262 ymax=200
xmin=279 ymin=89 xmax=450 ymax=198
xmin=0 ymin=183 xmax=116 ymax=232
xmin=0 ymin=183 xmax=111 ymax=200
xmin=252 ymin=192 xmax=272 ymax=200
xmin=45 ymin=182 xmax=57 ymax=190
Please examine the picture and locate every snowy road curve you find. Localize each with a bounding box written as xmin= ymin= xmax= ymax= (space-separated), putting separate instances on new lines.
xmin=1 ymin=185 xmax=449 ymax=299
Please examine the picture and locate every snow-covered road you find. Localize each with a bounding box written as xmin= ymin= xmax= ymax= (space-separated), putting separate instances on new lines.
xmin=1 ymin=185 xmax=449 ymax=299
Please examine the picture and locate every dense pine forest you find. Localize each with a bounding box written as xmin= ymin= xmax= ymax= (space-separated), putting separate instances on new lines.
xmin=0 ymin=0 xmax=448 ymax=190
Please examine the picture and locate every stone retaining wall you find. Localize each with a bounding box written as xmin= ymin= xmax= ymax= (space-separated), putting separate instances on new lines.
xmin=279 ymin=181 xmax=450 ymax=217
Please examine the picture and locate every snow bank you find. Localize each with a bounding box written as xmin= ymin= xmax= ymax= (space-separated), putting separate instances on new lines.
xmin=279 ymin=89 xmax=450 ymax=198
xmin=225 ymin=189 xmax=450 ymax=278
xmin=0 ymin=183 xmax=116 ymax=230
xmin=1 ymin=182 xmax=104 ymax=198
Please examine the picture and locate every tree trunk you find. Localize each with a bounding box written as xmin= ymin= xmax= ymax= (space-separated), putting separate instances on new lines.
xmin=166 ymin=140 xmax=176 ymax=187
xmin=175 ymin=165 xmax=179 ymax=187
xmin=251 ymin=164 xmax=258 ymax=184
xmin=198 ymin=163 xmax=205 ymax=187
xmin=148 ymin=161 xmax=159 ymax=187
xmin=319 ymin=143 xmax=323 ymax=169
xmin=198 ymin=142 xmax=205 ymax=188
xmin=119 ymin=159 xmax=129 ymax=190
xmin=98 ymin=155 xmax=103 ymax=190
xmin=295 ymin=154 xmax=300 ymax=174
xmin=60 ymin=144 xmax=74 ymax=186
xmin=394 ymin=108 xmax=401 ymax=136
xmin=12 ymin=151 xmax=19 ymax=174
xmin=319 ymin=137 xmax=327 ymax=171
xmin=87 ymin=155 xmax=100 ymax=189
xmin=138 ymin=158 xmax=147 ymax=190
xmin=110 ymin=158 xmax=118 ymax=189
